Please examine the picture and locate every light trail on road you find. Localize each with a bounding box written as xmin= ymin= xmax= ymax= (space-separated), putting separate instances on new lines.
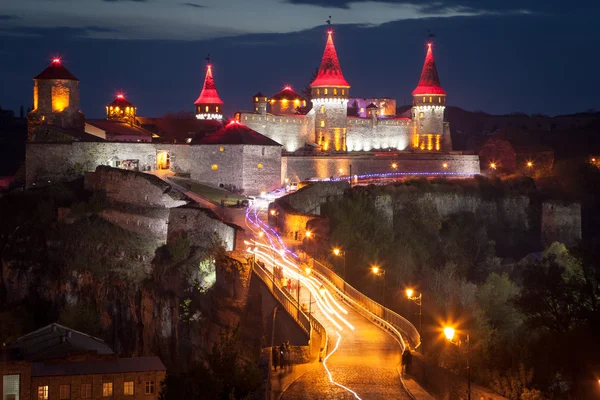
xmin=244 ymin=205 xmax=363 ymax=399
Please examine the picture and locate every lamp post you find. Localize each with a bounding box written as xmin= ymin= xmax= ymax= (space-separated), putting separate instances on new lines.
xmin=406 ymin=289 xmax=423 ymax=354
xmin=304 ymin=267 xmax=312 ymax=317
xmin=371 ymin=265 xmax=386 ymax=318
xmin=305 ymin=231 xmax=316 ymax=267
xmin=332 ymin=248 xmax=346 ymax=292
xmin=443 ymin=326 xmax=471 ymax=400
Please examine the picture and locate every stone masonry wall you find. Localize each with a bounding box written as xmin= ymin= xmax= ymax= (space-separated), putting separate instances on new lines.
xmin=282 ymin=153 xmax=481 ymax=182
xmin=241 ymin=145 xmax=283 ymax=195
xmin=278 ymin=181 xmax=350 ymax=215
xmin=100 ymin=209 xmax=170 ymax=241
xmin=168 ymin=206 xmax=237 ymax=252
xmin=189 ymin=144 xmax=245 ymax=191
xmin=346 ymin=119 xmax=411 ymax=151
xmin=240 ymin=112 xmax=307 ymax=152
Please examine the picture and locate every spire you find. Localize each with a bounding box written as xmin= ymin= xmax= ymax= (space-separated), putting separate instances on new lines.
xmin=310 ymin=30 xmax=350 ymax=87
xmin=194 ymin=64 xmax=224 ymax=105
xmin=412 ymin=43 xmax=446 ymax=96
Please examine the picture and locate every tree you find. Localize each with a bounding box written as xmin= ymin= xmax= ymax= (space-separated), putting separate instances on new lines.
xmin=347 ymin=100 xmax=359 ymax=117
xmin=477 ymin=272 xmax=523 ymax=339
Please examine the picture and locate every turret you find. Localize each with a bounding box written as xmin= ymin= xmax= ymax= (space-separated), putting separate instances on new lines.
xmin=310 ymin=29 xmax=350 ymax=152
xmin=366 ymin=103 xmax=378 ymax=120
xmin=253 ymin=92 xmax=268 ymax=116
xmin=411 ymin=42 xmax=447 ymax=151
xmin=106 ymin=94 xmax=136 ymax=123
xmin=269 ymin=86 xmax=306 ymax=115
xmin=27 ymin=58 xmax=85 ymax=139
xmin=194 ymin=63 xmax=224 ymax=120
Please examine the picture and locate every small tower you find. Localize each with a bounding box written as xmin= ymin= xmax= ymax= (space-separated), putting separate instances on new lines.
xmin=106 ymin=94 xmax=136 ymax=124
xmin=310 ymin=29 xmax=350 ymax=152
xmin=253 ymin=92 xmax=268 ymax=116
xmin=27 ymin=58 xmax=85 ymax=140
xmin=194 ymin=62 xmax=224 ymax=120
xmin=270 ymin=86 xmax=306 ymax=115
xmin=366 ymin=103 xmax=379 ymax=120
xmin=411 ymin=42 xmax=447 ymax=151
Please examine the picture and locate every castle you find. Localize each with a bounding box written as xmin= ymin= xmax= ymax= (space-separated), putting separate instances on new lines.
xmin=238 ymin=30 xmax=450 ymax=154
xmin=24 ymin=29 xmax=480 ymax=195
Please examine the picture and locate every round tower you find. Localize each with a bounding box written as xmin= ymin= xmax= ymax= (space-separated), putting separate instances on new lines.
xmin=27 ymin=58 xmax=85 ymax=140
xmin=194 ymin=63 xmax=224 ymax=120
xmin=269 ymin=86 xmax=306 ymax=115
xmin=253 ymin=92 xmax=268 ymax=116
xmin=106 ymin=94 xmax=136 ymax=123
xmin=310 ymin=30 xmax=350 ymax=152
xmin=411 ymin=42 xmax=447 ymax=151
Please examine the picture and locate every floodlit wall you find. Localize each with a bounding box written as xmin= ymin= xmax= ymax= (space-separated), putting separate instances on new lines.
xmin=168 ymin=206 xmax=238 ymax=251
xmin=240 ymin=112 xmax=307 ymax=152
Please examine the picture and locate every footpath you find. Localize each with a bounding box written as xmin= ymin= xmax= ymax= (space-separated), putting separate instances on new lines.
xmin=269 ymin=361 xmax=319 ymax=400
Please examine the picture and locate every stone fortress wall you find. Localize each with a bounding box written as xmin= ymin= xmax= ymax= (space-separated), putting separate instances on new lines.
xmin=239 ymin=112 xmax=307 ymax=152
xmin=346 ymin=117 xmax=411 ymax=151
xmin=168 ymin=206 xmax=238 ymax=252
xmin=282 ymin=153 xmax=481 ymax=182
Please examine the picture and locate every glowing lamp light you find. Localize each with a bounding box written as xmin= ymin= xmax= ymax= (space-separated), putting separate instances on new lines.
xmin=444 ymin=327 xmax=455 ymax=342
xmin=490 ymin=162 xmax=497 ymax=170
xmin=371 ymin=265 xmax=379 ymax=275
xmin=442 ymin=163 xmax=448 ymax=169
xmin=333 ymin=248 xmax=340 ymax=256
xmin=52 ymin=58 xmax=61 ymax=63
xmin=258 ymin=231 xmax=264 ymax=238
xmin=305 ymin=231 xmax=312 ymax=238
xmin=260 ymin=191 xmax=266 ymax=197
xmin=392 ymin=163 xmax=398 ymax=169
xmin=270 ymin=209 xmax=276 ymax=216
xmin=406 ymin=289 xmax=414 ymax=299
xmin=117 ymin=94 xmax=124 ymax=99
xmin=339 ymin=168 xmax=343 ymax=173
xmin=305 ymin=267 xmax=311 ymax=275
xmin=527 ymin=161 xmax=533 ymax=167
xmin=284 ymin=85 xmax=292 ymax=90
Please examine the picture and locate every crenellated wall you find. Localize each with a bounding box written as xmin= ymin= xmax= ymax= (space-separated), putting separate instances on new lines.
xmin=240 ymin=112 xmax=307 ymax=152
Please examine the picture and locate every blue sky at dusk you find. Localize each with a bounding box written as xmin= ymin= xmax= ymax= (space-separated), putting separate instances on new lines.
xmin=0 ymin=0 xmax=598 ymax=118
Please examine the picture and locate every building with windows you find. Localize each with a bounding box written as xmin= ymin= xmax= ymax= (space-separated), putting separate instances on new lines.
xmin=0 ymin=324 xmax=165 ymax=400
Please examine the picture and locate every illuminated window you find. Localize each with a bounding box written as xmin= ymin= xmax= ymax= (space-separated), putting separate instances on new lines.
xmin=255 ymin=97 xmax=258 ymax=102
xmin=33 ymin=85 xmax=39 ymax=110
xmin=244 ymin=116 xmax=248 ymax=120
xmin=419 ymin=112 xmax=424 ymax=118
xmin=186 ymin=138 xmax=192 ymax=143
xmin=255 ymin=107 xmax=258 ymax=112
xmin=320 ymin=121 xmax=325 ymax=127
xmin=333 ymin=88 xmax=337 ymax=95
xmin=324 ymin=88 xmax=328 ymax=95
xmin=220 ymin=146 xmax=225 ymax=152
xmin=4 ymin=375 xmax=20 ymax=400
xmin=321 ymin=105 xmax=325 ymax=113
xmin=429 ymin=96 xmax=432 ymax=102
xmin=102 ymin=382 xmax=113 ymax=397
xmin=252 ymin=116 xmax=255 ymax=120
xmin=216 ymin=106 xmax=219 ymax=113
xmin=303 ymin=100 xmax=306 ymax=107
xmin=258 ymin=163 xmax=263 ymax=169
xmin=360 ymin=108 xmax=364 ymax=113
xmin=38 ymin=385 xmax=49 ymax=400
xmin=51 ymin=86 xmax=70 ymax=112
xmin=205 ymin=105 xmax=209 ymax=112
xmin=438 ymin=97 xmax=442 ymax=103
xmin=60 ymin=384 xmax=70 ymax=399
xmin=145 ymin=381 xmax=155 ymax=395
xmin=211 ymin=164 xmax=218 ymax=170
xmin=342 ymin=89 xmax=345 ymax=95
xmin=80 ymin=384 xmax=92 ymax=398
xmin=286 ymin=119 xmax=289 ymax=123
xmin=316 ymin=89 xmax=320 ymax=95
xmin=124 ymin=381 xmax=134 ymax=396
xmin=422 ymin=97 xmax=426 ymax=102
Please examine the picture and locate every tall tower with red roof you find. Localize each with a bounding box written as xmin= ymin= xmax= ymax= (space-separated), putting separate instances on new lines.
xmin=309 ymin=29 xmax=350 ymax=152
xmin=27 ymin=58 xmax=85 ymax=140
xmin=411 ymin=42 xmax=449 ymax=151
xmin=194 ymin=63 xmax=224 ymax=121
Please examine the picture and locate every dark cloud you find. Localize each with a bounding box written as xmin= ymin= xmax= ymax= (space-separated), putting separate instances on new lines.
xmin=0 ymin=15 xmax=21 ymax=20
xmin=182 ymin=2 xmax=206 ymax=8
xmin=102 ymin=0 xmax=148 ymax=2
xmin=0 ymin=25 xmax=119 ymax=37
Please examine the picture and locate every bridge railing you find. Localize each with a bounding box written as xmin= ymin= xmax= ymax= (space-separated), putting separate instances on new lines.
xmin=251 ymin=260 xmax=328 ymax=362
xmin=310 ymin=258 xmax=421 ymax=351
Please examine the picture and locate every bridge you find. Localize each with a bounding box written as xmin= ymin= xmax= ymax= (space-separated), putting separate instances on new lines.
xmin=244 ymin=205 xmax=424 ymax=399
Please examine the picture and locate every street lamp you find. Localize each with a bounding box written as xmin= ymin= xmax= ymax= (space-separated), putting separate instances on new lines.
xmin=332 ymin=248 xmax=347 ymax=289
xmin=527 ymin=161 xmax=533 ymax=168
xmin=392 ymin=163 xmax=398 ymax=169
xmin=443 ymin=325 xmax=470 ymax=400
xmin=490 ymin=162 xmax=497 ymax=170
xmin=406 ymin=288 xmax=423 ymax=353
xmin=305 ymin=231 xmax=316 ymax=267
xmin=371 ymin=265 xmax=386 ymax=318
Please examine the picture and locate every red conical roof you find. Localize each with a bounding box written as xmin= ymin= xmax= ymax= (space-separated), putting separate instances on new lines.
xmin=412 ymin=43 xmax=446 ymax=96
xmin=194 ymin=64 xmax=224 ymax=105
xmin=34 ymin=58 xmax=79 ymax=81
xmin=310 ymin=31 xmax=350 ymax=88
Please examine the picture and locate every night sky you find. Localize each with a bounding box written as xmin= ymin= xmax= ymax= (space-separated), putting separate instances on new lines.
xmin=0 ymin=0 xmax=598 ymax=119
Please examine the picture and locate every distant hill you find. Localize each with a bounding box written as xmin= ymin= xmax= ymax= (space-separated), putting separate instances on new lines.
xmin=397 ymin=105 xmax=600 ymax=158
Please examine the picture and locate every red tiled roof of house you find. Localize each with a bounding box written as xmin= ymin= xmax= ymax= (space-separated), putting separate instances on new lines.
xmin=86 ymin=120 xmax=153 ymax=138
xmin=310 ymin=31 xmax=350 ymax=88
xmin=34 ymin=58 xmax=79 ymax=81
xmin=193 ymin=120 xmax=282 ymax=146
xmin=412 ymin=43 xmax=446 ymax=96
xmin=108 ymin=94 xmax=134 ymax=109
xmin=194 ymin=65 xmax=224 ymax=105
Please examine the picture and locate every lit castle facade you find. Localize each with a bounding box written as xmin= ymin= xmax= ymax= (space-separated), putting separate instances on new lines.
xmin=238 ymin=30 xmax=451 ymax=154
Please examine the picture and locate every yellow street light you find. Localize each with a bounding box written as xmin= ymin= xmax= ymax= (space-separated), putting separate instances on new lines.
xmin=260 ymin=191 xmax=266 ymax=197
xmin=258 ymin=231 xmax=264 ymax=238
xmin=442 ymin=162 xmax=448 ymax=169
xmin=305 ymin=231 xmax=312 ymax=238
xmin=406 ymin=288 xmax=414 ymax=299
xmin=371 ymin=265 xmax=379 ymax=275
xmin=339 ymin=168 xmax=343 ymax=173
xmin=270 ymin=209 xmax=276 ymax=216
xmin=490 ymin=162 xmax=497 ymax=170
xmin=333 ymin=248 xmax=340 ymax=256
xmin=444 ymin=327 xmax=455 ymax=342
xmin=305 ymin=267 xmax=311 ymax=275
xmin=319 ymin=286 xmax=326 ymax=295
xmin=527 ymin=161 xmax=533 ymax=167
xmin=392 ymin=163 xmax=398 ymax=169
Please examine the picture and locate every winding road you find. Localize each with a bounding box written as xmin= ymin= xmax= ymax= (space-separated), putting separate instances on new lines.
xmin=244 ymin=206 xmax=411 ymax=400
